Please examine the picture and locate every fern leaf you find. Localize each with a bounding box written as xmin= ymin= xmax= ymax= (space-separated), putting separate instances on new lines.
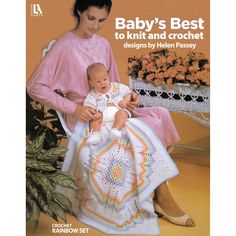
xmin=26 ymin=133 xmax=45 ymax=156
xmin=26 ymin=159 xmax=56 ymax=172
xmin=52 ymin=192 xmax=72 ymax=211
xmin=49 ymin=173 xmax=77 ymax=189
xmin=49 ymin=201 xmax=67 ymax=222
xmin=37 ymin=147 xmax=67 ymax=161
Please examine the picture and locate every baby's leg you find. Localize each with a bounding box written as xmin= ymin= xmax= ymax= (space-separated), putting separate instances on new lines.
xmin=113 ymin=110 xmax=128 ymax=130
xmin=90 ymin=112 xmax=103 ymax=132
xmin=110 ymin=110 xmax=128 ymax=140
xmin=86 ymin=112 xmax=103 ymax=145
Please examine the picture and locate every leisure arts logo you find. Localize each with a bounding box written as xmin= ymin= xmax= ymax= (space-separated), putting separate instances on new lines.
xmin=30 ymin=4 xmax=43 ymax=16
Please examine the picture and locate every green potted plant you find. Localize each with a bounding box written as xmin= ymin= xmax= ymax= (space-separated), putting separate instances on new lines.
xmin=26 ymin=92 xmax=76 ymax=232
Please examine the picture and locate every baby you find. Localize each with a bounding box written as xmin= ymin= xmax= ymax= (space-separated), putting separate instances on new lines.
xmin=84 ymin=63 xmax=132 ymax=145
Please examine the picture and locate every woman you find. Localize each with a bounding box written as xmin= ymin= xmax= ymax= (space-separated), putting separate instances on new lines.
xmin=27 ymin=0 xmax=195 ymax=232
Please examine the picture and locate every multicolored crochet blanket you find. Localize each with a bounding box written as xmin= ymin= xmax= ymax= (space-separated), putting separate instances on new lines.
xmin=59 ymin=118 xmax=179 ymax=234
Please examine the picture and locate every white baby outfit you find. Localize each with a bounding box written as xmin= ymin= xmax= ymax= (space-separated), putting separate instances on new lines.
xmin=84 ymin=82 xmax=132 ymax=121
xmin=84 ymin=82 xmax=132 ymax=144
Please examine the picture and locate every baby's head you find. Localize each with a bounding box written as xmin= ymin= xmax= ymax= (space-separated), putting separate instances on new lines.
xmin=87 ymin=63 xmax=110 ymax=94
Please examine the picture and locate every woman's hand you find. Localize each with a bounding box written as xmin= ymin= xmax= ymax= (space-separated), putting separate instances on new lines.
xmin=127 ymin=92 xmax=139 ymax=112
xmin=118 ymin=100 xmax=128 ymax=109
xmin=73 ymin=105 xmax=97 ymax=122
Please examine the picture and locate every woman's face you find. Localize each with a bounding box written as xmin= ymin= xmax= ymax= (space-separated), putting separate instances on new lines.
xmin=77 ymin=7 xmax=109 ymax=38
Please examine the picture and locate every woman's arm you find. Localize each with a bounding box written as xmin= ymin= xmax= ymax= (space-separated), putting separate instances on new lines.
xmin=27 ymin=42 xmax=78 ymax=115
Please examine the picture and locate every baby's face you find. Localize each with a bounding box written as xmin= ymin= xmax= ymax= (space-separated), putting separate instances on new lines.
xmin=89 ymin=67 xmax=111 ymax=94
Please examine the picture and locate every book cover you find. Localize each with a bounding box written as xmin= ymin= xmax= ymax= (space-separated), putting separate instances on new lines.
xmin=26 ymin=0 xmax=210 ymax=235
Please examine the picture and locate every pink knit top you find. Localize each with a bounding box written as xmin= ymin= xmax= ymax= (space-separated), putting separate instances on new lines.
xmin=27 ymin=32 xmax=119 ymax=130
